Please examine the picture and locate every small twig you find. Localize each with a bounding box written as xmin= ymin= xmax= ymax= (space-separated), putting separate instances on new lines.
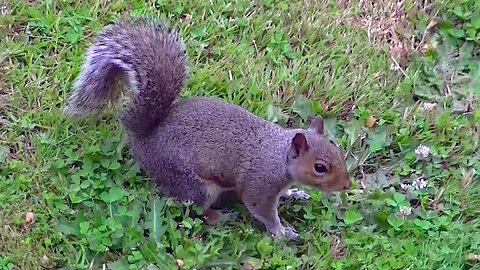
xmin=359 ymin=166 xmax=366 ymax=190
xmin=402 ymin=107 xmax=410 ymax=119
xmin=252 ymin=39 xmax=258 ymax=56
xmin=367 ymin=17 xmax=372 ymax=43
xmin=444 ymin=81 xmax=452 ymax=96
xmin=391 ymin=56 xmax=407 ymax=76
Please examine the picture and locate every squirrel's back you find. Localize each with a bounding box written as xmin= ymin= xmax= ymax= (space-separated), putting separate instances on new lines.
xmin=64 ymin=19 xmax=188 ymax=138
xmin=131 ymin=96 xmax=295 ymax=187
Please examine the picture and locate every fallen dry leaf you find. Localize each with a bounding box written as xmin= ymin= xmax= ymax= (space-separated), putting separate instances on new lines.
xmin=460 ymin=168 xmax=475 ymax=191
xmin=330 ymin=233 xmax=347 ymax=260
xmin=426 ymin=20 xmax=437 ymax=30
xmin=25 ymin=212 xmax=35 ymax=224
xmin=466 ymin=253 xmax=480 ymax=262
xmin=364 ymin=115 xmax=376 ymax=128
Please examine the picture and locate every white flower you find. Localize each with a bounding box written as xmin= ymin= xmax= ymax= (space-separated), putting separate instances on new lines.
xmin=399 ymin=206 xmax=412 ymax=216
xmin=415 ymin=144 xmax=430 ymax=159
xmin=400 ymin=177 xmax=428 ymax=191
xmin=400 ymin=183 xmax=411 ymax=190
xmin=412 ymin=179 xmax=428 ymax=189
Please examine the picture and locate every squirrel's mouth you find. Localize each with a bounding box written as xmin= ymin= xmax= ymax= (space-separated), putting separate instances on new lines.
xmin=315 ymin=182 xmax=350 ymax=192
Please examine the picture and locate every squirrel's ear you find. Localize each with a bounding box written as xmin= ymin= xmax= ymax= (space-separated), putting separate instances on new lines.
xmin=309 ymin=116 xmax=324 ymax=135
xmin=288 ymin=133 xmax=309 ymax=159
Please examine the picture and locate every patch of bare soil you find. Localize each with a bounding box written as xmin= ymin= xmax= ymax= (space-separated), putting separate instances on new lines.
xmin=337 ymin=0 xmax=439 ymax=72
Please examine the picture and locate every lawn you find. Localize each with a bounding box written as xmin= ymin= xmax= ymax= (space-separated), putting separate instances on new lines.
xmin=1 ymin=0 xmax=480 ymax=269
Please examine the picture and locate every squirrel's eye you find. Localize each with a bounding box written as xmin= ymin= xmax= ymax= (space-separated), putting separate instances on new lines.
xmin=314 ymin=164 xmax=327 ymax=174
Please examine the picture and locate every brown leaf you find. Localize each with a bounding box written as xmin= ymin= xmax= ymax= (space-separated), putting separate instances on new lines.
xmin=25 ymin=212 xmax=35 ymax=224
xmin=364 ymin=115 xmax=376 ymax=128
xmin=460 ymin=168 xmax=475 ymax=191
xmin=330 ymin=233 xmax=347 ymax=260
xmin=426 ymin=20 xmax=437 ymax=30
xmin=318 ymin=96 xmax=329 ymax=111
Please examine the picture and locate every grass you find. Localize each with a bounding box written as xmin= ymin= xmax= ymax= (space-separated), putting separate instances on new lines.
xmin=0 ymin=0 xmax=479 ymax=269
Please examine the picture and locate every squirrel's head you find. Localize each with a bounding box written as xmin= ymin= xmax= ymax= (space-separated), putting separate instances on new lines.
xmin=287 ymin=116 xmax=351 ymax=192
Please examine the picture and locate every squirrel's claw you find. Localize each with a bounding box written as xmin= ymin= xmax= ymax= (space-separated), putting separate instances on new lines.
xmin=284 ymin=227 xmax=299 ymax=240
xmin=270 ymin=226 xmax=299 ymax=240
xmin=280 ymin=188 xmax=311 ymax=202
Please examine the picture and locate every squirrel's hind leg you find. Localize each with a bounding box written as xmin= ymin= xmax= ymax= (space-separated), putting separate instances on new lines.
xmin=154 ymin=165 xmax=222 ymax=212
xmin=153 ymin=162 xmax=234 ymax=226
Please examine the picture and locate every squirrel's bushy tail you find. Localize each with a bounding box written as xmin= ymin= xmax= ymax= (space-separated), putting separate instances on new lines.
xmin=64 ymin=19 xmax=188 ymax=137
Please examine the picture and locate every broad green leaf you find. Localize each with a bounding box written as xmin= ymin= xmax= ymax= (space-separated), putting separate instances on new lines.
xmin=139 ymin=240 xmax=159 ymax=263
xmin=79 ymin=221 xmax=89 ymax=234
xmin=127 ymin=250 xmax=144 ymax=263
xmin=291 ymin=95 xmax=315 ymax=121
xmin=448 ymin=28 xmax=465 ymax=38
xmin=101 ymin=159 xmax=110 ymax=168
xmin=453 ymin=6 xmax=464 ymax=19
xmin=146 ymin=198 xmax=167 ymax=244
xmin=403 ymin=241 xmax=416 ymax=253
xmin=323 ymin=117 xmax=339 ymax=141
xmin=393 ymin=192 xmax=405 ymax=204
xmin=80 ymin=180 xmax=90 ymax=189
xmin=387 ymin=216 xmax=404 ymax=230
xmin=127 ymin=200 xmax=143 ymax=228
xmin=344 ymin=119 xmax=361 ymax=146
xmin=385 ymin=198 xmax=397 ymax=207
xmin=368 ymin=127 xmax=389 ymax=152
xmin=256 ymin=237 xmax=273 ymax=258
xmin=472 ymin=16 xmax=480 ymax=29
xmin=107 ymin=258 xmax=129 ymax=270
xmin=109 ymin=187 xmax=127 ymax=202
xmin=374 ymin=211 xmax=389 ymax=227
xmin=438 ymin=20 xmax=454 ymax=29
xmin=81 ymin=158 xmax=93 ymax=175
xmin=109 ymin=161 xmax=121 ymax=170
xmin=100 ymin=187 xmax=127 ymax=203
xmin=413 ymin=219 xmax=431 ymax=230
xmin=56 ymin=217 xmax=80 ymax=236
xmin=191 ymin=27 xmax=206 ymax=38
xmin=344 ymin=209 xmax=363 ymax=225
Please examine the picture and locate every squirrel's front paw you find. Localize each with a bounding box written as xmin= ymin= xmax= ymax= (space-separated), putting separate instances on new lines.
xmin=270 ymin=226 xmax=298 ymax=240
xmin=284 ymin=227 xmax=299 ymax=240
xmin=280 ymin=188 xmax=311 ymax=202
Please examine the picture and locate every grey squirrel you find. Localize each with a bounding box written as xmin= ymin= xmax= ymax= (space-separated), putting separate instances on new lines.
xmin=64 ymin=18 xmax=351 ymax=239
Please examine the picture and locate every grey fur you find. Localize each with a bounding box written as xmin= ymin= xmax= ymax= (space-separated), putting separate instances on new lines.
xmin=65 ymin=18 xmax=188 ymax=138
xmin=65 ymin=19 xmax=351 ymax=239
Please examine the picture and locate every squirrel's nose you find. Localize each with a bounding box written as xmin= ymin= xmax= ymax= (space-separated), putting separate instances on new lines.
xmin=342 ymin=179 xmax=351 ymax=190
